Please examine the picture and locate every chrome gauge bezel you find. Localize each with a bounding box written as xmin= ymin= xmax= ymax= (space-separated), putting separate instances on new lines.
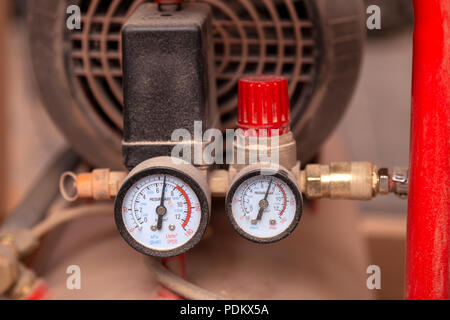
xmin=114 ymin=166 xmax=210 ymax=258
xmin=225 ymin=168 xmax=303 ymax=244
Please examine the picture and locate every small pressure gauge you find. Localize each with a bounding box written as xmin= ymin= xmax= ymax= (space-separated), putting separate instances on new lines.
xmin=225 ymin=164 xmax=303 ymax=243
xmin=114 ymin=157 xmax=211 ymax=258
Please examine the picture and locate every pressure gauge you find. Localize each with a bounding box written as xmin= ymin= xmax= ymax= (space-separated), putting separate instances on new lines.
xmin=226 ymin=165 xmax=303 ymax=243
xmin=114 ymin=157 xmax=211 ymax=258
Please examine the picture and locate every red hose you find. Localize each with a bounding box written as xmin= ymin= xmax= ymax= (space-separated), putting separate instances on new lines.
xmin=406 ymin=0 xmax=450 ymax=300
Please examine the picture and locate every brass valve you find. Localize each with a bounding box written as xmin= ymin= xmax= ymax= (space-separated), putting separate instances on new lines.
xmin=300 ymin=162 xmax=408 ymax=200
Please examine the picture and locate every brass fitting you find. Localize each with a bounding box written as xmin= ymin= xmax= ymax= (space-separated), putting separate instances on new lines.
xmin=231 ymin=131 xmax=297 ymax=174
xmin=6 ymin=264 xmax=43 ymax=300
xmin=0 ymin=244 xmax=19 ymax=295
xmin=300 ymin=162 xmax=378 ymax=200
xmin=60 ymin=169 xmax=127 ymax=201
xmin=59 ymin=162 xmax=407 ymax=201
xmin=0 ymin=230 xmax=39 ymax=295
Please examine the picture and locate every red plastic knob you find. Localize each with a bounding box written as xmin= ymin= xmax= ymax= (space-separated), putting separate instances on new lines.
xmin=238 ymin=75 xmax=291 ymax=136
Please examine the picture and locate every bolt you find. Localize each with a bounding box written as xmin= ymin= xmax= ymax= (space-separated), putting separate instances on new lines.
xmin=378 ymin=168 xmax=390 ymax=195
xmin=169 ymin=225 xmax=176 ymax=231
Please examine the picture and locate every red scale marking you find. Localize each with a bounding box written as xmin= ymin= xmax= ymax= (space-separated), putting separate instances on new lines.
xmin=277 ymin=184 xmax=287 ymax=217
xmin=176 ymin=185 xmax=191 ymax=229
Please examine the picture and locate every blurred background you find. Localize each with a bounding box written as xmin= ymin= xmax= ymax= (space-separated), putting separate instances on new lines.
xmin=0 ymin=0 xmax=414 ymax=299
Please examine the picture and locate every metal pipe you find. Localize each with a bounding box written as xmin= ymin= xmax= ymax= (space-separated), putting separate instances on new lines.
xmin=406 ymin=0 xmax=450 ymax=300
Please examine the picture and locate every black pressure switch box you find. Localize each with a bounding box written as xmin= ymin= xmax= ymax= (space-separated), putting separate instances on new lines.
xmin=122 ymin=3 xmax=219 ymax=170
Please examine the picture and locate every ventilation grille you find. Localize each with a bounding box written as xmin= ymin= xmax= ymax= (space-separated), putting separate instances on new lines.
xmin=68 ymin=0 xmax=317 ymax=134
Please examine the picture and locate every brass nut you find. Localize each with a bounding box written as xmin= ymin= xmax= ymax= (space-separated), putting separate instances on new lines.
xmin=378 ymin=168 xmax=390 ymax=195
xmin=304 ymin=164 xmax=323 ymax=199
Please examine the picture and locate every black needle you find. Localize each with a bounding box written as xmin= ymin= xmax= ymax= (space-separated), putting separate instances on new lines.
xmin=252 ymin=178 xmax=272 ymax=224
xmin=156 ymin=175 xmax=167 ymax=230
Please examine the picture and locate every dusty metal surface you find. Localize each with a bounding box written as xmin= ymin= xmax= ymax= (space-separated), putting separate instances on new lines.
xmin=28 ymin=0 xmax=365 ymax=168
xmin=68 ymin=0 xmax=316 ymax=130
xmin=121 ymin=3 xmax=219 ymax=169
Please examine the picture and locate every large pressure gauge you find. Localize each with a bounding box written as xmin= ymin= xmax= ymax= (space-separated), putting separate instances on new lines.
xmin=114 ymin=157 xmax=211 ymax=258
xmin=226 ymin=165 xmax=303 ymax=243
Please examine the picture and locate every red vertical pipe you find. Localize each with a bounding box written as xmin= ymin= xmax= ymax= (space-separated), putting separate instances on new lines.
xmin=406 ymin=0 xmax=450 ymax=300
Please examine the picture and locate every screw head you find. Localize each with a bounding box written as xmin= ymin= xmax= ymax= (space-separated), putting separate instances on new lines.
xmin=259 ymin=199 xmax=269 ymax=209
xmin=156 ymin=206 xmax=167 ymax=216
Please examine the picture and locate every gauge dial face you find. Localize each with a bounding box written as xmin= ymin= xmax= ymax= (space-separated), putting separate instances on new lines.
xmin=117 ymin=173 xmax=205 ymax=255
xmin=226 ymin=172 xmax=302 ymax=243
